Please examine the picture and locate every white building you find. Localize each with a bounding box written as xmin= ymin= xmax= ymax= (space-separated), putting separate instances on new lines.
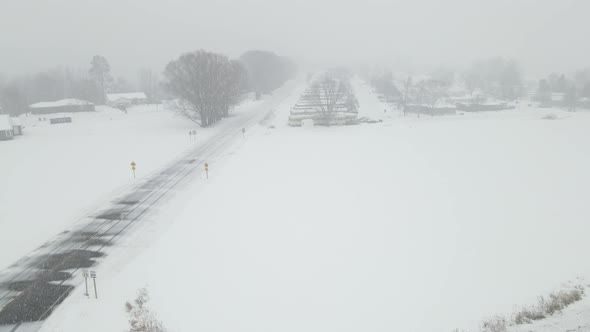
xmin=0 ymin=115 xmax=14 ymax=141
xmin=29 ymin=99 xmax=95 ymax=114
xmin=106 ymin=93 xmax=148 ymax=109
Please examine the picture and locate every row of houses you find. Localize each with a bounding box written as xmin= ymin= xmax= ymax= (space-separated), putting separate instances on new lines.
xmin=0 ymin=115 xmax=24 ymax=141
xmin=106 ymin=92 xmax=148 ymax=109
xmin=401 ymin=101 xmax=515 ymax=116
xmin=376 ymin=88 xmax=516 ymax=116
xmin=30 ymin=99 xmax=96 ymax=114
xmin=24 ymin=93 xmax=149 ymax=115
xmin=536 ymin=93 xmax=590 ymax=108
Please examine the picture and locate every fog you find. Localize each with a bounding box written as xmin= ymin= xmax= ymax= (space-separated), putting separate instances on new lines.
xmin=1 ymin=0 xmax=589 ymax=78
xmin=3 ymin=1 xmax=590 ymax=331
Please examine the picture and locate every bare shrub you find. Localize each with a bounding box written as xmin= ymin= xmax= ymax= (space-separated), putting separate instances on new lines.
xmin=543 ymin=285 xmax=584 ymax=315
xmin=513 ymin=304 xmax=545 ymax=324
xmin=458 ymin=284 xmax=586 ymax=332
xmin=125 ymin=288 xmax=167 ymax=332
xmin=512 ymin=284 xmax=585 ymax=325
xmin=481 ymin=315 xmax=507 ymax=332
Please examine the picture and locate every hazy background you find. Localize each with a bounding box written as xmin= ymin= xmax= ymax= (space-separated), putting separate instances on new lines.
xmin=1 ymin=0 xmax=589 ymax=79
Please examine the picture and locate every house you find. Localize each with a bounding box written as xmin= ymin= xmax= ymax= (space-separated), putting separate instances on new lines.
xmin=29 ymin=99 xmax=95 ymax=114
xmin=0 ymin=115 xmax=14 ymax=141
xmin=50 ymin=117 xmax=73 ymax=124
xmin=405 ymin=104 xmax=457 ymax=116
xmin=106 ymin=93 xmax=148 ymax=109
xmin=455 ymin=102 xmax=514 ymax=112
xmin=11 ymin=117 xmax=23 ymax=135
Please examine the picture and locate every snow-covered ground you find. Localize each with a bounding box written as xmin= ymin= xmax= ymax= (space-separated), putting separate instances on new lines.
xmin=34 ymin=80 xmax=590 ymax=332
xmin=0 ymin=95 xmax=287 ymax=272
xmin=0 ymin=105 xmax=194 ymax=270
xmin=511 ymin=295 xmax=590 ymax=332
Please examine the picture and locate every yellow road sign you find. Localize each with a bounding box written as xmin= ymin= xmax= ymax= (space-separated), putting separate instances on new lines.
xmin=204 ymin=163 xmax=209 ymax=170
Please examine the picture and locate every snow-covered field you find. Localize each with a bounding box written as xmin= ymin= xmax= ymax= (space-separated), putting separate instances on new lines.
xmin=0 ymin=105 xmax=192 ymax=270
xmin=34 ymin=80 xmax=590 ymax=332
xmin=0 ymin=97 xmax=282 ymax=272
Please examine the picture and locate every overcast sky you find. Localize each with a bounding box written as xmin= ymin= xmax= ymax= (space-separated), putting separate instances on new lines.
xmin=1 ymin=0 xmax=588 ymax=79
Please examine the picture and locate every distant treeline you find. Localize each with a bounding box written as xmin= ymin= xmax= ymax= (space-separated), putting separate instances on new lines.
xmin=0 ymin=55 xmax=160 ymax=115
xmin=368 ymin=57 xmax=524 ymax=103
xmin=0 ymin=50 xmax=297 ymax=119
xmin=535 ymin=70 xmax=590 ymax=110
xmin=365 ymin=57 xmax=590 ymax=111
xmin=239 ymin=50 xmax=297 ymax=96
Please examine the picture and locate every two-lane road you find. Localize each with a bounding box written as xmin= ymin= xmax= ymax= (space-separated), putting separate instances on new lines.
xmin=0 ymin=81 xmax=297 ymax=332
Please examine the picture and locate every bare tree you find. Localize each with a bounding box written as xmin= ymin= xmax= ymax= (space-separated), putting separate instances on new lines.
xmin=218 ymin=60 xmax=249 ymax=118
xmin=0 ymin=83 xmax=28 ymax=115
xmin=139 ymin=69 xmax=160 ymax=101
xmin=563 ymin=84 xmax=579 ymax=111
xmin=463 ymin=69 xmax=482 ymax=96
xmin=307 ymin=74 xmax=356 ymax=124
xmin=400 ymin=76 xmax=413 ymax=116
xmin=89 ymin=55 xmax=113 ymax=103
xmin=535 ymin=79 xmax=551 ymax=104
xmin=112 ymin=76 xmax=134 ymax=93
xmin=163 ymin=50 xmax=246 ymax=127
xmin=464 ymin=58 xmax=522 ymax=100
xmin=415 ymin=79 xmax=448 ymax=115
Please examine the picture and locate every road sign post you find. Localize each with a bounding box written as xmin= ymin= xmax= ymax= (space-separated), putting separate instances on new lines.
xmin=83 ymin=271 xmax=89 ymax=297
xmin=130 ymin=161 xmax=136 ymax=178
xmin=204 ymin=163 xmax=209 ymax=179
xmin=90 ymin=271 xmax=98 ymax=299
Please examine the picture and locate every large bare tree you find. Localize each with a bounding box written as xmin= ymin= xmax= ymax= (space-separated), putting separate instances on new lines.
xmin=163 ymin=50 xmax=247 ymax=127
xmin=89 ymin=55 xmax=112 ymax=103
xmin=415 ymin=79 xmax=448 ymax=114
xmin=308 ymin=75 xmax=356 ymax=123
xmin=400 ymin=76 xmax=413 ymax=116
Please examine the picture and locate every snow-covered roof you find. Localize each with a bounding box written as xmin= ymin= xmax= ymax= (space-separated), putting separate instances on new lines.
xmin=30 ymin=99 xmax=94 ymax=108
xmin=0 ymin=115 xmax=12 ymax=130
xmin=106 ymin=93 xmax=147 ymax=102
